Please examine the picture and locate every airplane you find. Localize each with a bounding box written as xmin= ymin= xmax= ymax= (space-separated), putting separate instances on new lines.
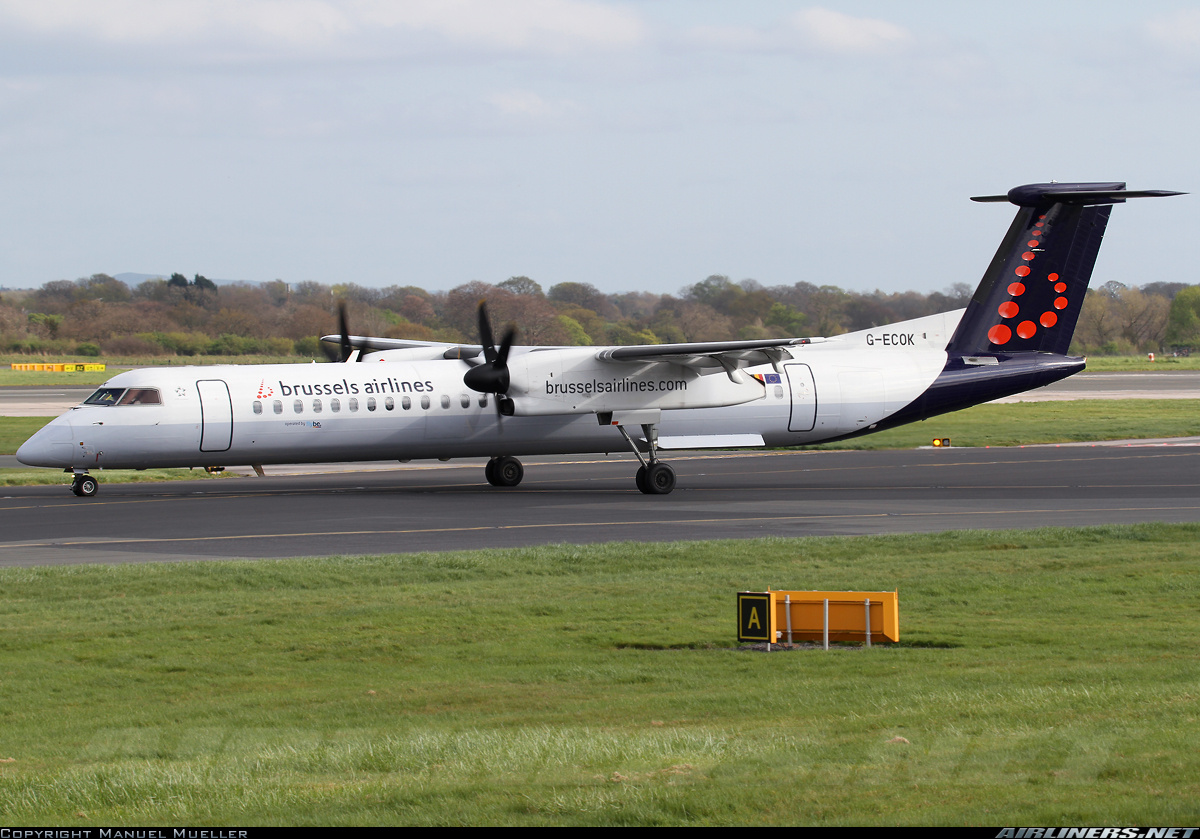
xmin=16 ymin=181 xmax=1184 ymax=497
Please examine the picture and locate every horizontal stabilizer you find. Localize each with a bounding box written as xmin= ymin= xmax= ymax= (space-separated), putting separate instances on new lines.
xmin=970 ymin=183 xmax=1185 ymax=206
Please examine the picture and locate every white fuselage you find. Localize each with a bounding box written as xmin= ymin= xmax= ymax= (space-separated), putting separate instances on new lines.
xmin=18 ymin=312 xmax=961 ymax=471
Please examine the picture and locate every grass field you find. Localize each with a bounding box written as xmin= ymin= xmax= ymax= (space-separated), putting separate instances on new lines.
xmin=0 ymin=467 xmax=233 ymax=486
xmin=0 ymin=525 xmax=1197 ymax=825
xmin=803 ymin=398 xmax=1200 ymax=450
xmin=1081 ymin=355 xmax=1200 ymax=372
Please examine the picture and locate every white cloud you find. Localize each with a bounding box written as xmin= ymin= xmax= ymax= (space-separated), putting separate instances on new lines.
xmin=354 ymin=0 xmax=646 ymax=53
xmin=488 ymin=89 xmax=559 ymax=118
xmin=1144 ymin=9 xmax=1200 ymax=52
xmin=0 ymin=0 xmax=352 ymax=47
xmin=681 ymin=24 xmax=770 ymax=52
xmin=790 ymin=7 xmax=911 ymax=55
xmin=0 ymin=0 xmax=645 ymax=56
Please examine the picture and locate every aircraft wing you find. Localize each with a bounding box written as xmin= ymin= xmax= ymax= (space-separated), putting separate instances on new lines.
xmin=595 ymin=337 xmax=821 ymax=381
xmin=321 ymin=334 xmax=490 ymax=359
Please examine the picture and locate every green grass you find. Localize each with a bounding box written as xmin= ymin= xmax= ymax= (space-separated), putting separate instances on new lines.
xmin=1081 ymin=355 xmax=1200 ymax=372
xmin=0 ymin=417 xmax=52 ymax=455
xmin=808 ymin=399 xmax=1200 ymax=450
xmin=0 ymin=525 xmax=1198 ymax=824
xmin=0 ymin=467 xmax=236 ymax=486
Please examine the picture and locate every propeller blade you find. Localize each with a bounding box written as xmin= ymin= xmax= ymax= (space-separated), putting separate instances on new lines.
xmin=337 ymin=303 xmax=355 ymax=363
xmin=463 ymin=301 xmax=516 ymax=397
xmin=496 ymin=326 xmax=515 ymax=367
xmin=477 ymin=302 xmax=497 ymax=365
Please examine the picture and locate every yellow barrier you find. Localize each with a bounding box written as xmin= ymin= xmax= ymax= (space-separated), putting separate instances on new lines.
xmin=738 ymin=589 xmax=899 ymax=646
xmin=10 ymin=363 xmax=105 ymax=372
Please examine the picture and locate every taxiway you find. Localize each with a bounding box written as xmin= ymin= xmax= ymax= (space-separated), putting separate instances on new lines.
xmin=1 ymin=445 xmax=1197 ymax=566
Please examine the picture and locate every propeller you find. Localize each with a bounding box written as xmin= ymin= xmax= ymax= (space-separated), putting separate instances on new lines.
xmin=463 ymin=302 xmax=516 ymax=415
xmin=321 ymin=301 xmax=360 ymax=363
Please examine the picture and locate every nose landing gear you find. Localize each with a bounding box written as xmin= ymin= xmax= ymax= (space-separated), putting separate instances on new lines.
xmin=70 ymin=472 xmax=98 ymax=497
xmin=485 ymin=456 xmax=524 ymax=487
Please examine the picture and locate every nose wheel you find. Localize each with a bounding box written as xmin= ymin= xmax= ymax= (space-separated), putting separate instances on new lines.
xmin=71 ymin=473 xmax=98 ymax=497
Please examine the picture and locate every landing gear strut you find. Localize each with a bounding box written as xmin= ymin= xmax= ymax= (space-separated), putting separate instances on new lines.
xmin=485 ymin=456 xmax=524 ymax=487
xmin=70 ymin=472 xmax=98 ymax=497
xmin=616 ymin=422 xmax=675 ymax=495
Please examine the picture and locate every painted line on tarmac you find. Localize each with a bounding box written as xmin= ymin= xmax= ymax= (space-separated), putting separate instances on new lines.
xmin=4 ymin=504 xmax=1199 ymax=550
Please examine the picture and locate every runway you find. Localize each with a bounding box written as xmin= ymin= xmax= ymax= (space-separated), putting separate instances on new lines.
xmin=2 ymin=445 xmax=1198 ymax=566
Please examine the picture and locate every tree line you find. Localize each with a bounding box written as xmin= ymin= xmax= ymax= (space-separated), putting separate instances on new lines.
xmin=2 ymin=272 xmax=1198 ymax=358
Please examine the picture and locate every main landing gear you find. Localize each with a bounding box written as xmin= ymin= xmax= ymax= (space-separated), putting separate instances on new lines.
xmin=616 ymin=422 xmax=675 ymax=495
xmin=485 ymin=456 xmax=524 ymax=487
xmin=70 ymin=471 xmax=98 ymax=497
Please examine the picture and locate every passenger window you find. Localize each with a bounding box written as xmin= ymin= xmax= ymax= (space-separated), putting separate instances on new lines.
xmin=273 ymin=400 xmax=283 ymax=414
xmin=253 ymin=401 xmax=263 ymax=415
xmin=293 ymin=399 xmax=303 ymax=413
xmin=440 ymin=395 xmax=450 ymax=409
xmin=460 ymin=394 xmax=470 ymax=409
xmin=385 ymin=396 xmax=394 ymax=411
xmin=367 ymin=397 xmax=376 ymax=412
xmin=331 ymin=398 xmax=340 ymax=413
xmin=402 ymin=396 xmax=411 ymax=410
xmin=479 ymin=395 xmax=488 ymax=408
xmin=312 ymin=398 xmax=322 ymax=413
xmin=349 ymin=397 xmax=359 ymax=412
xmin=420 ymin=395 xmax=430 ymax=410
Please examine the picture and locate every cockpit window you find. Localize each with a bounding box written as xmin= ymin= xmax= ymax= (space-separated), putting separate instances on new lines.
xmin=117 ymin=388 xmax=161 ymax=405
xmin=83 ymin=387 xmax=162 ymax=406
xmin=84 ymin=387 xmax=125 ymax=406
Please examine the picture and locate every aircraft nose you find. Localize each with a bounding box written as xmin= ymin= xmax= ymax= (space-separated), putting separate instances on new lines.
xmin=16 ymin=417 xmax=74 ymax=468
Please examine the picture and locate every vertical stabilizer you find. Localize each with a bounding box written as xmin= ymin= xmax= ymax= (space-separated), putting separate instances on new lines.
xmin=946 ymin=182 xmax=1183 ymax=356
xmin=947 ymin=182 xmax=1119 ymax=355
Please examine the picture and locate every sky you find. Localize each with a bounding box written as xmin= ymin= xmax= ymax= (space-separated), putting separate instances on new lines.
xmin=1 ymin=1 xmax=1198 ymax=296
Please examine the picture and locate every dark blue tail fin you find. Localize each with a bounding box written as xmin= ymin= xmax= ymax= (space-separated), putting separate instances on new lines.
xmin=946 ymin=182 xmax=1183 ymax=356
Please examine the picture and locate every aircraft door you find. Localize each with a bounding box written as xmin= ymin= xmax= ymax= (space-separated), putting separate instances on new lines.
xmin=197 ymin=379 xmax=233 ymax=452
xmin=784 ymin=363 xmax=817 ymax=432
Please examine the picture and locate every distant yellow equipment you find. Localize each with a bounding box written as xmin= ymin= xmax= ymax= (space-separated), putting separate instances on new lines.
xmin=738 ymin=589 xmax=899 ymax=647
xmin=10 ymin=363 xmax=105 ymax=372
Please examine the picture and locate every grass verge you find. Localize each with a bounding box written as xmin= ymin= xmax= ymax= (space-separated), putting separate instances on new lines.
xmin=0 ymin=467 xmax=235 ymax=486
xmin=1080 ymin=355 xmax=1200 ymax=372
xmin=0 ymin=417 xmax=53 ymax=455
xmin=804 ymin=399 xmax=1200 ymax=450
xmin=0 ymin=525 xmax=1197 ymax=825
